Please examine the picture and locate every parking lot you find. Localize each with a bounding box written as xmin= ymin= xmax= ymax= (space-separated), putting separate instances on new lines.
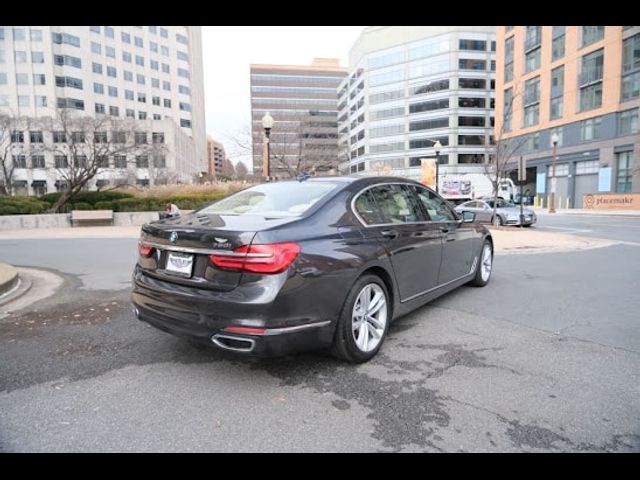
xmin=1 ymin=215 xmax=639 ymax=452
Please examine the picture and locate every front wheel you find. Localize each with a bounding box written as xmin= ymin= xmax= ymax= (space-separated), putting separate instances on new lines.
xmin=469 ymin=240 xmax=493 ymax=287
xmin=331 ymin=275 xmax=390 ymax=363
xmin=492 ymin=215 xmax=503 ymax=226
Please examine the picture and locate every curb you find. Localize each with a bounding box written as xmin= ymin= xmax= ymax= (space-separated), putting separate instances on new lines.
xmin=0 ymin=263 xmax=19 ymax=297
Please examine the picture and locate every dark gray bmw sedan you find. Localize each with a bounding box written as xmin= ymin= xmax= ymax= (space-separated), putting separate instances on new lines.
xmin=132 ymin=176 xmax=493 ymax=363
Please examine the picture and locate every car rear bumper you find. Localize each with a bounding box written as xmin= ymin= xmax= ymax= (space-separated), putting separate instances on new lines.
xmin=131 ymin=266 xmax=336 ymax=356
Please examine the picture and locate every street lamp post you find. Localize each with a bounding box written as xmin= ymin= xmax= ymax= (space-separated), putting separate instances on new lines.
xmin=549 ymin=133 xmax=559 ymax=213
xmin=261 ymin=112 xmax=274 ymax=181
xmin=433 ymin=140 xmax=442 ymax=193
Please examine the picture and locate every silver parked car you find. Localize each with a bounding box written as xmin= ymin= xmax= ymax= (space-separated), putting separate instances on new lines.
xmin=455 ymin=198 xmax=537 ymax=227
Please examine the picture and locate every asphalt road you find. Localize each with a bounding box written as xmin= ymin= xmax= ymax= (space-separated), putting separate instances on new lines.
xmin=0 ymin=217 xmax=639 ymax=452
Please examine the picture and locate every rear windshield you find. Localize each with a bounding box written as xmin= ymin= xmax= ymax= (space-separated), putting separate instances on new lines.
xmin=197 ymin=182 xmax=339 ymax=218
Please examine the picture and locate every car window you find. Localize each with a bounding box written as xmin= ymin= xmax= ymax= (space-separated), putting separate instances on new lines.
xmin=411 ymin=186 xmax=457 ymax=222
xmin=464 ymin=201 xmax=479 ymax=208
xmin=358 ymin=184 xmax=424 ymax=225
xmin=354 ymin=190 xmax=385 ymax=225
xmin=198 ymin=182 xmax=338 ymax=218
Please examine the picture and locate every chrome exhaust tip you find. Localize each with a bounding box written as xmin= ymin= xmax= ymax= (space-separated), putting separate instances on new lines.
xmin=211 ymin=334 xmax=256 ymax=353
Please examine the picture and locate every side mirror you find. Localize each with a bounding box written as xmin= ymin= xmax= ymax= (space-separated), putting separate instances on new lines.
xmin=462 ymin=211 xmax=475 ymax=223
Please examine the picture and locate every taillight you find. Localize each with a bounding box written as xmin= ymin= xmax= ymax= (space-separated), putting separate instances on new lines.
xmin=209 ymin=242 xmax=300 ymax=274
xmin=138 ymin=240 xmax=155 ymax=258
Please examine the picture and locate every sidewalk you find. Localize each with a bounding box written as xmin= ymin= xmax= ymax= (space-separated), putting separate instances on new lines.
xmin=531 ymin=207 xmax=640 ymax=217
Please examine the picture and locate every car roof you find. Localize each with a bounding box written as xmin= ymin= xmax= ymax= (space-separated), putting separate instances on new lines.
xmin=301 ymin=175 xmax=426 ymax=188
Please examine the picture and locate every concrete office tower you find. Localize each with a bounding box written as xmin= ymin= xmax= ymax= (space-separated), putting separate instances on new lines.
xmin=207 ymin=136 xmax=225 ymax=178
xmin=338 ymin=26 xmax=496 ymax=181
xmin=0 ymin=25 xmax=207 ymax=195
xmin=250 ymin=58 xmax=347 ymax=178
xmin=495 ymin=26 xmax=640 ymax=208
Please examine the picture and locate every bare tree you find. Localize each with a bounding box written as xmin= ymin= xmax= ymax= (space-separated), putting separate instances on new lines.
xmin=220 ymin=157 xmax=236 ymax=180
xmin=0 ymin=113 xmax=34 ymax=196
xmin=234 ymin=161 xmax=248 ymax=180
xmin=484 ymin=85 xmax=528 ymax=225
xmin=42 ymin=109 xmax=166 ymax=212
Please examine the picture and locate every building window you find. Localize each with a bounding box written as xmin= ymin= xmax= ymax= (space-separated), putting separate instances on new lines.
xmin=54 ymin=156 xmax=68 ymax=168
xmin=621 ymin=34 xmax=640 ymax=101
xmin=108 ymin=86 xmax=117 ymax=97
xmin=30 ymin=29 xmax=42 ymax=42
xmin=54 ymin=54 xmax=81 ymax=68
xmin=112 ymin=131 xmax=126 ymax=143
xmin=92 ymin=62 xmax=103 ymax=74
xmin=36 ymin=96 xmax=47 ymax=107
xmin=29 ymin=131 xmax=44 ymax=143
xmin=580 ymin=117 xmax=602 ymax=141
xmin=31 ymin=52 xmax=44 ymax=63
xmin=94 ymin=83 xmax=104 ymax=94
xmin=552 ymin=35 xmax=565 ymax=61
xmin=550 ymin=65 xmax=564 ymax=120
xmin=95 ymin=103 xmax=106 ymax=114
xmin=616 ymin=151 xmax=634 ymax=192
xmin=152 ymin=132 xmax=165 ymax=144
xmin=152 ymin=78 xmax=160 ymax=88
xmin=16 ymin=73 xmax=29 ymax=85
xmin=134 ymin=36 xmax=143 ymax=48
xmin=151 ymin=60 xmax=159 ymax=70
xmin=135 ymin=132 xmax=147 ymax=145
xmin=150 ymin=41 xmax=158 ymax=53
xmin=618 ymin=108 xmax=639 ymax=135
xmin=126 ymin=109 xmax=135 ymax=118
xmin=104 ymin=26 xmax=114 ymax=38
xmin=459 ymin=39 xmax=486 ymax=51
xmin=18 ymin=96 xmax=30 ymax=107
xmin=95 ymin=132 xmax=108 ymax=144
xmin=582 ymin=26 xmax=605 ymax=47
xmin=180 ymin=119 xmax=191 ymax=128
xmin=135 ymin=55 xmax=144 ymax=67
xmin=138 ymin=93 xmax=146 ymax=103
xmin=125 ymin=90 xmax=134 ymax=101
xmin=110 ymin=106 xmax=119 ymax=116
xmin=160 ymin=28 xmax=168 ymax=38
xmin=525 ymin=26 xmax=542 ymax=51
xmin=152 ymin=96 xmax=160 ymax=106
xmin=503 ymin=87 xmax=513 ymax=132
xmin=136 ymin=74 xmax=145 ymax=85
xmin=162 ymin=63 xmax=170 ymax=74
xmin=176 ymin=33 xmax=188 ymax=45
xmin=90 ymin=26 xmax=100 ymax=33
xmin=13 ymin=28 xmax=26 ymax=41
xmin=15 ymin=51 xmax=27 ymax=63
xmin=458 ymin=135 xmax=485 ymax=145
xmin=525 ymin=48 xmax=541 ymax=73
xmin=52 ymin=131 xmax=66 ymax=143
xmin=91 ymin=42 xmax=102 ymax=55
xmin=106 ymin=46 xmax=115 ymax=58
xmin=52 ymin=32 xmax=80 ymax=47
xmin=107 ymin=66 xmax=117 ymax=78
xmin=31 ymin=155 xmax=45 ymax=169
xmin=164 ymin=98 xmax=172 ymax=108
xmin=71 ymin=132 xmax=85 ymax=143
xmin=458 ymin=97 xmax=486 ymax=108
xmin=163 ymin=81 xmax=171 ymax=91
xmin=459 ymin=59 xmax=486 ymax=70
xmin=579 ymin=49 xmax=604 ymax=112
xmin=13 ymin=155 xmax=27 ymax=168
xmin=153 ymin=114 xmax=161 ymax=120
xmin=114 ymin=155 xmax=127 ymax=168
xmin=123 ymin=51 xmax=132 ymax=63
xmin=136 ymin=155 xmax=149 ymax=168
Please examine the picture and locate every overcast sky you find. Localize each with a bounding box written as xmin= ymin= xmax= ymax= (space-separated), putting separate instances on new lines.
xmin=201 ymin=26 xmax=366 ymax=167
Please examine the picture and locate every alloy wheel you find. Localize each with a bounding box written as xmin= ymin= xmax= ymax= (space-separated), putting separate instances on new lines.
xmin=351 ymin=283 xmax=388 ymax=353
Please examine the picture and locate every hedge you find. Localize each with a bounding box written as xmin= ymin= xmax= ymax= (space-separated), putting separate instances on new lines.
xmin=39 ymin=191 xmax=134 ymax=206
xmin=1 ymin=191 xmax=229 ymax=215
xmin=0 ymin=196 xmax=51 ymax=215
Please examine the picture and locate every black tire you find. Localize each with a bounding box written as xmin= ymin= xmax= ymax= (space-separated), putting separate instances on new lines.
xmin=330 ymin=274 xmax=391 ymax=363
xmin=469 ymin=240 xmax=493 ymax=287
xmin=492 ymin=215 xmax=504 ymax=226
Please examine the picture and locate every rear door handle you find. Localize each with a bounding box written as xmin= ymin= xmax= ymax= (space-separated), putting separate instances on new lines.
xmin=380 ymin=229 xmax=398 ymax=240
